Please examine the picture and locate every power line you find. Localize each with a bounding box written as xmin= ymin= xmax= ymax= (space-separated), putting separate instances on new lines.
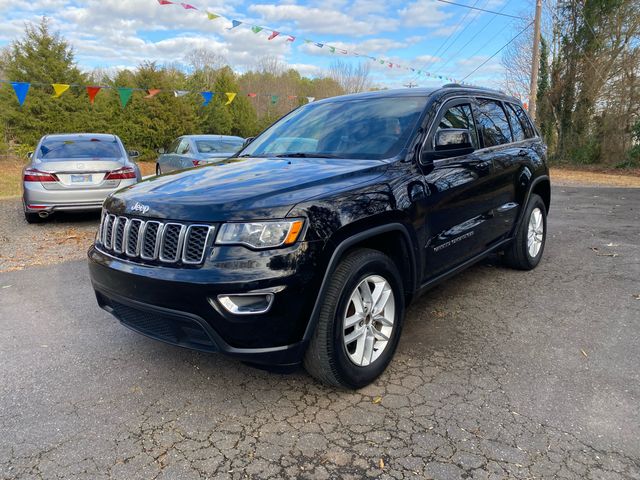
xmin=435 ymin=0 xmax=526 ymax=20
xmin=462 ymin=20 xmax=534 ymax=80
xmin=434 ymin=0 xmax=513 ymax=74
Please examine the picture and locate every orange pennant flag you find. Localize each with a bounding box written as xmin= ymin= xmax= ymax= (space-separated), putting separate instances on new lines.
xmin=52 ymin=84 xmax=70 ymax=98
xmin=144 ymin=89 xmax=161 ymax=99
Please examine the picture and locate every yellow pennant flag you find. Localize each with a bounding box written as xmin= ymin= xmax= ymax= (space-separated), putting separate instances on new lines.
xmin=225 ymin=92 xmax=237 ymax=105
xmin=52 ymin=84 xmax=70 ymax=98
xmin=206 ymin=11 xmax=219 ymax=20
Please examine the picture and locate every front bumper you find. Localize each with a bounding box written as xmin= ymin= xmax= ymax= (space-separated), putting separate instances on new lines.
xmin=88 ymin=242 xmax=324 ymax=366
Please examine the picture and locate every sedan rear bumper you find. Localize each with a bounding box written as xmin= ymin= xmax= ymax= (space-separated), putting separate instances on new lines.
xmin=23 ymin=179 xmax=137 ymax=212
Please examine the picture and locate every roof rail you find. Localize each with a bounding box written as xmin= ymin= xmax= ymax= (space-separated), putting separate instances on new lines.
xmin=441 ymin=83 xmax=508 ymax=96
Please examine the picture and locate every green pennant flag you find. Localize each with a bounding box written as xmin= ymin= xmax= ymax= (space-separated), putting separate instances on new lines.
xmin=271 ymin=95 xmax=279 ymax=105
xmin=118 ymin=87 xmax=133 ymax=108
xmin=329 ymin=46 xmax=336 ymax=53
xmin=251 ymin=26 xmax=263 ymax=33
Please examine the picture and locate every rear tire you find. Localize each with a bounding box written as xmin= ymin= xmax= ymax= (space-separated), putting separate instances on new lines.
xmin=304 ymin=248 xmax=405 ymax=389
xmin=503 ymin=193 xmax=547 ymax=270
xmin=156 ymin=164 xmax=162 ymax=175
xmin=24 ymin=212 xmax=45 ymax=224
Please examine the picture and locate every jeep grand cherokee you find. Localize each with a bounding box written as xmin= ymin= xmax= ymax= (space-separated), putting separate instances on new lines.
xmin=88 ymin=85 xmax=550 ymax=388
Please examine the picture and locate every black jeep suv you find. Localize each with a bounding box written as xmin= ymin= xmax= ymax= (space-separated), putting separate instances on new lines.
xmin=89 ymin=85 xmax=549 ymax=388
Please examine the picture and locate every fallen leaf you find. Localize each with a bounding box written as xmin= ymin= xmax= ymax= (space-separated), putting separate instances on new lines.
xmin=581 ymin=349 xmax=588 ymax=358
xmin=379 ymin=458 xmax=385 ymax=469
xmin=633 ymin=294 xmax=640 ymax=300
xmin=606 ymin=242 xmax=619 ymax=247
xmin=1 ymin=285 xmax=12 ymax=289
xmin=372 ymin=396 xmax=382 ymax=404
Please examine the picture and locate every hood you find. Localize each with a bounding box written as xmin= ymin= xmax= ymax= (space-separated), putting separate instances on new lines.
xmin=105 ymin=156 xmax=387 ymax=222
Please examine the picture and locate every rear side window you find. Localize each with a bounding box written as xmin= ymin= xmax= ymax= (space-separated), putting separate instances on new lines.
xmin=509 ymin=103 xmax=536 ymax=138
xmin=37 ymin=138 xmax=122 ymax=160
xmin=475 ymin=99 xmax=512 ymax=147
xmin=436 ymin=103 xmax=479 ymax=148
xmin=506 ymin=104 xmax=526 ymax=142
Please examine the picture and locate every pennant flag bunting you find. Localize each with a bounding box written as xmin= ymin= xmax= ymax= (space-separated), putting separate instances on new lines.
xmin=174 ymin=90 xmax=189 ymax=97
xmin=247 ymin=93 xmax=257 ymax=97
xmin=145 ymin=89 xmax=161 ymax=99
xmin=306 ymin=97 xmax=315 ymax=103
xmin=225 ymin=92 xmax=236 ymax=105
xmin=200 ymin=91 xmax=214 ymax=106
xmin=287 ymin=95 xmax=297 ymax=99
xmin=51 ymin=83 xmax=70 ymax=98
xmin=270 ymin=95 xmax=279 ymax=104
xmin=11 ymin=82 xmax=30 ymax=106
xmin=86 ymin=86 xmax=101 ymax=105
xmin=117 ymin=87 xmax=133 ymax=108
xmin=156 ymin=0 xmax=471 ymax=86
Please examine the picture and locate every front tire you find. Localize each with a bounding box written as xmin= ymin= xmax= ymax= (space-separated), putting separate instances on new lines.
xmin=503 ymin=193 xmax=547 ymax=270
xmin=304 ymin=248 xmax=405 ymax=389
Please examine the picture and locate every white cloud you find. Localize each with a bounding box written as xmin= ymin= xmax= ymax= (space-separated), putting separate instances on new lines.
xmin=399 ymin=0 xmax=452 ymax=28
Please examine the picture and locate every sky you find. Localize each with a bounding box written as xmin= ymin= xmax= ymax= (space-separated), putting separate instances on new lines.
xmin=0 ymin=0 xmax=533 ymax=90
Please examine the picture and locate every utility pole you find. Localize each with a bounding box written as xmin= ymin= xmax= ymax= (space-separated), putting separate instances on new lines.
xmin=528 ymin=0 xmax=543 ymax=121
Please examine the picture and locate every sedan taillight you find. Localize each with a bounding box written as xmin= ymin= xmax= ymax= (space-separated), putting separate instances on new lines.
xmin=192 ymin=159 xmax=207 ymax=166
xmin=23 ymin=168 xmax=58 ymax=182
xmin=105 ymin=166 xmax=136 ymax=180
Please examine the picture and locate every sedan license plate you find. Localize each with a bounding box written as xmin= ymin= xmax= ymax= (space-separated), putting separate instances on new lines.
xmin=71 ymin=174 xmax=92 ymax=183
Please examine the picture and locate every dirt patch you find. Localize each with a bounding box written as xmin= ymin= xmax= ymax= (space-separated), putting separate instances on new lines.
xmin=551 ymin=167 xmax=640 ymax=187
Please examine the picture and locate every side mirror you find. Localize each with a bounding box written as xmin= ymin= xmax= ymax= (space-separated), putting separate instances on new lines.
xmin=157 ymin=147 xmax=165 ymax=154
xmin=243 ymin=137 xmax=254 ymax=148
xmin=27 ymin=151 xmax=33 ymax=160
xmin=128 ymin=150 xmax=140 ymax=158
xmin=434 ymin=129 xmax=473 ymax=152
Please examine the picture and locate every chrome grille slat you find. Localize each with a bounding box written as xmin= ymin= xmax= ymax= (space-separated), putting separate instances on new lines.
xmin=96 ymin=214 xmax=212 ymax=266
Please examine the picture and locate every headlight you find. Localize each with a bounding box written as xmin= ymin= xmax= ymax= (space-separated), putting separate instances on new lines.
xmin=216 ymin=219 xmax=305 ymax=249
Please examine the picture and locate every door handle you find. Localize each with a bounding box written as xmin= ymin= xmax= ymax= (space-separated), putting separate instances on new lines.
xmin=517 ymin=149 xmax=528 ymax=157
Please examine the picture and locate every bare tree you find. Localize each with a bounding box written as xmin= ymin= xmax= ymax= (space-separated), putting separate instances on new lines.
xmin=328 ymin=59 xmax=372 ymax=93
xmin=185 ymin=48 xmax=227 ymax=72
xmin=255 ymin=56 xmax=286 ymax=76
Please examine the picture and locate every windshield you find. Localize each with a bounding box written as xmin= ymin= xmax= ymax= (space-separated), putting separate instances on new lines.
xmin=240 ymin=96 xmax=428 ymax=160
xmin=37 ymin=138 xmax=123 ymax=160
xmin=196 ymin=139 xmax=244 ymax=154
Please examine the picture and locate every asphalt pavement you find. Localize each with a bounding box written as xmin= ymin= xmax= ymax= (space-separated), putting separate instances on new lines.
xmin=1 ymin=186 xmax=639 ymax=479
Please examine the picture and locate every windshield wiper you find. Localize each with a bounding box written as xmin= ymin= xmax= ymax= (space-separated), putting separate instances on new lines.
xmin=274 ymin=153 xmax=341 ymax=159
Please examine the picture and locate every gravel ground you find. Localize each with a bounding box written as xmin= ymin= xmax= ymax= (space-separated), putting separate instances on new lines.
xmin=0 ymin=200 xmax=99 ymax=272
xmin=0 ymin=186 xmax=639 ymax=479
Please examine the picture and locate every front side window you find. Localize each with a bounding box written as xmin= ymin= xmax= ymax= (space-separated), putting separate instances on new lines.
xmin=167 ymin=138 xmax=181 ymax=154
xmin=475 ymin=99 xmax=512 ymax=148
xmin=436 ymin=103 xmax=479 ymax=148
xmin=240 ymin=96 xmax=428 ymax=160
xmin=37 ymin=138 xmax=122 ymax=160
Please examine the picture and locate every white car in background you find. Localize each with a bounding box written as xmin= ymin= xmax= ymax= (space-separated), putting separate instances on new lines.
xmin=22 ymin=133 xmax=141 ymax=223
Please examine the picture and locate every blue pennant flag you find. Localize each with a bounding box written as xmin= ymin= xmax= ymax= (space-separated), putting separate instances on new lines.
xmin=229 ymin=19 xmax=242 ymax=29
xmin=201 ymin=91 xmax=214 ymax=106
xmin=11 ymin=82 xmax=30 ymax=106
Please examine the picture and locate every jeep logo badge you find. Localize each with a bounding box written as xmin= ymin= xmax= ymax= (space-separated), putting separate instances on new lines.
xmin=130 ymin=202 xmax=150 ymax=214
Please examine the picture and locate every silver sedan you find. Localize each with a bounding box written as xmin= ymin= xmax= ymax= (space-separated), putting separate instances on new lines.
xmin=22 ymin=133 xmax=141 ymax=223
xmin=155 ymin=135 xmax=244 ymax=175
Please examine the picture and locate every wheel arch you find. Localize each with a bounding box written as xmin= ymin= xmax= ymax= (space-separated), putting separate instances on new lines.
xmin=302 ymin=223 xmax=417 ymax=343
xmin=513 ymin=174 xmax=550 ymax=236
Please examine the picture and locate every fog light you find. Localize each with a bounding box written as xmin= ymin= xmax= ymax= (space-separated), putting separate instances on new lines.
xmin=217 ymin=293 xmax=275 ymax=315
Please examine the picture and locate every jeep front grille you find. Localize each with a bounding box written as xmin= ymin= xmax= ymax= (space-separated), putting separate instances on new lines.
xmin=97 ymin=213 xmax=214 ymax=266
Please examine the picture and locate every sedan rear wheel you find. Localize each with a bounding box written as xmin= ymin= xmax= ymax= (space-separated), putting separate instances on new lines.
xmin=156 ymin=164 xmax=162 ymax=176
